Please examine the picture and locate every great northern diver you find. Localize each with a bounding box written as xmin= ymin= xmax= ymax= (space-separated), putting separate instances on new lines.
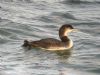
xmin=22 ymin=24 xmax=78 ymax=50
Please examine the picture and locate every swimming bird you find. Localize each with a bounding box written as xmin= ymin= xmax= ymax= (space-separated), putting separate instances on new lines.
xmin=22 ymin=24 xmax=78 ymax=50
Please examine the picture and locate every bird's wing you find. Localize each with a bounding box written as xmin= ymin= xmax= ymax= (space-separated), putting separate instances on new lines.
xmin=30 ymin=38 xmax=64 ymax=48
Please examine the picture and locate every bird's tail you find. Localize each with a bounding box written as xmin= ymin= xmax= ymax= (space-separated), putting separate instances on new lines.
xmin=22 ymin=40 xmax=30 ymax=47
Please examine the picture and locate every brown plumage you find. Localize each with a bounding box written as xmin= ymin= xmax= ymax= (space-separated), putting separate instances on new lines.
xmin=22 ymin=24 xmax=77 ymax=50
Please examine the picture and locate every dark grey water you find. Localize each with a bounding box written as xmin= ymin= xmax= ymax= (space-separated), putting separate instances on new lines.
xmin=0 ymin=0 xmax=100 ymax=75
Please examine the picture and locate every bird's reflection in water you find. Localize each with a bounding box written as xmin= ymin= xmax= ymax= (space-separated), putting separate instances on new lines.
xmin=23 ymin=46 xmax=73 ymax=60
xmin=53 ymin=48 xmax=73 ymax=59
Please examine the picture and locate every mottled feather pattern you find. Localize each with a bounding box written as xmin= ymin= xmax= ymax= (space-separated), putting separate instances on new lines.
xmin=30 ymin=38 xmax=67 ymax=49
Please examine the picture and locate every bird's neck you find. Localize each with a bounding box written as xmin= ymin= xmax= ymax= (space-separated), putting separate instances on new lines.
xmin=60 ymin=36 xmax=73 ymax=48
xmin=60 ymin=36 xmax=70 ymax=42
xmin=59 ymin=31 xmax=69 ymax=42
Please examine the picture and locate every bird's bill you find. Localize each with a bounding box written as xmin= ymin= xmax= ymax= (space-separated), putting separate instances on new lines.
xmin=72 ymin=29 xmax=79 ymax=32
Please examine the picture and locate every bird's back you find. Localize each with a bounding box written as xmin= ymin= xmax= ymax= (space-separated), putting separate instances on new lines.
xmin=29 ymin=38 xmax=70 ymax=50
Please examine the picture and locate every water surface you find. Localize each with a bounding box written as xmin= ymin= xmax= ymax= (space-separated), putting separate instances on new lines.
xmin=0 ymin=0 xmax=100 ymax=75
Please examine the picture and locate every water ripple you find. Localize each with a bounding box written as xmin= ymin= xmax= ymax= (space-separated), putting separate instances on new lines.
xmin=0 ymin=0 xmax=100 ymax=75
